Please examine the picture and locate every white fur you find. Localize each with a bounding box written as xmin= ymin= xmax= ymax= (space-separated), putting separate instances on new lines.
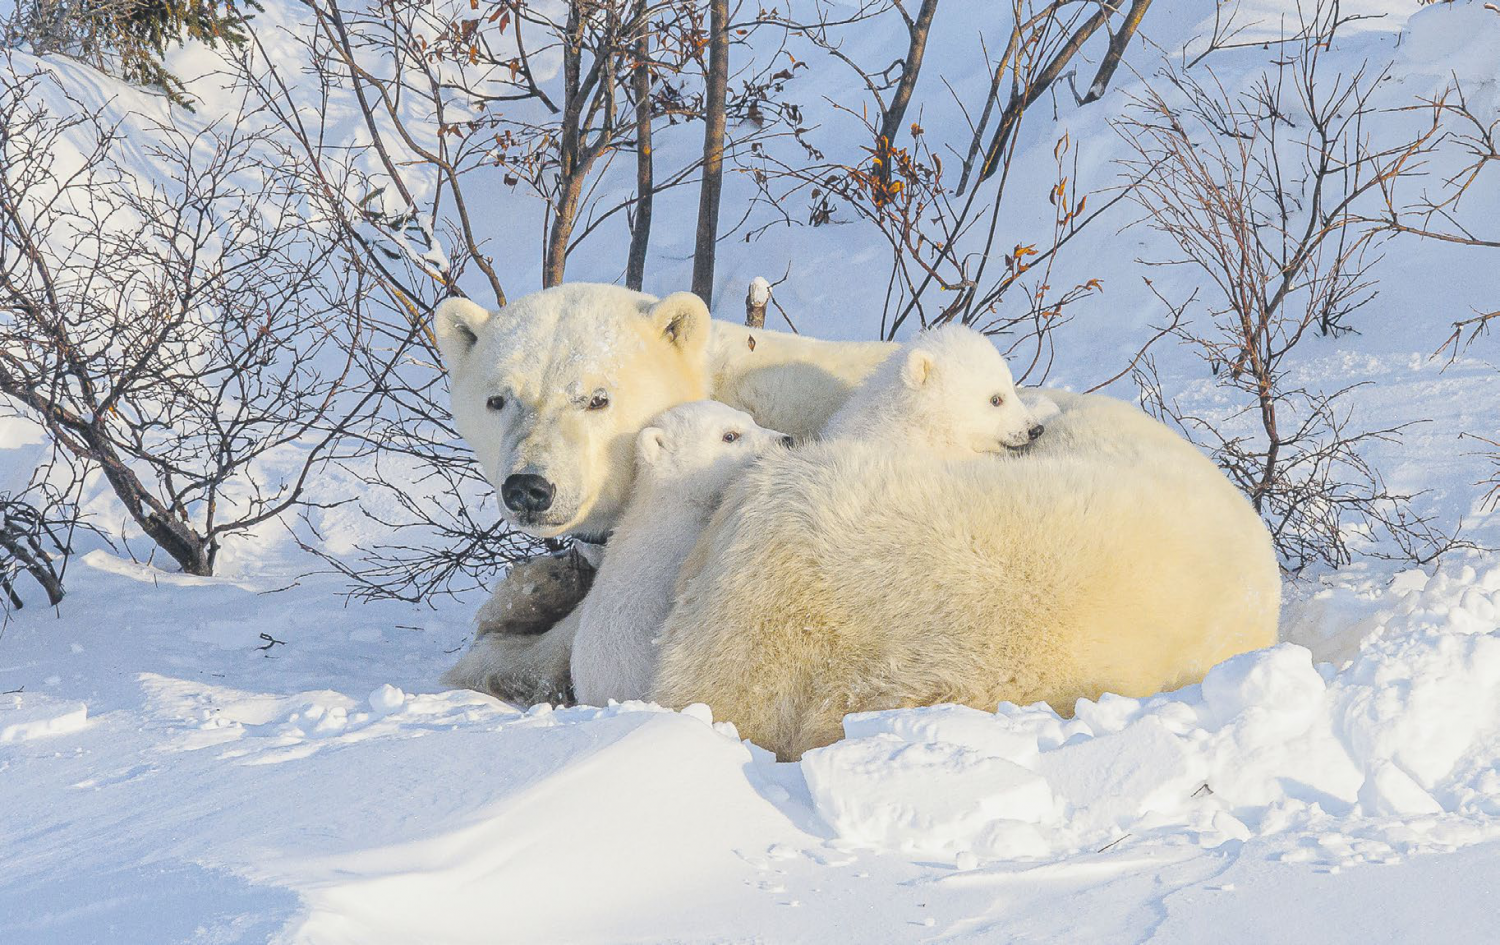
xmin=706 ymin=321 xmax=895 ymax=439
xmin=435 ymin=285 xmax=713 ymax=540
xmin=438 ymin=285 xmax=1279 ymax=735
xmin=437 ymin=283 xmax=899 ymax=702
xmin=822 ymin=323 xmax=1041 ymax=455
xmin=571 ymin=402 xmax=790 ymax=705
xmin=652 ymin=393 xmax=1282 ymax=760
xmin=435 ymin=284 xmax=896 ymax=541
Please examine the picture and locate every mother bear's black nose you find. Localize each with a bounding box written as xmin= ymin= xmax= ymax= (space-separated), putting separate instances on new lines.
xmin=502 ymin=473 xmax=555 ymax=513
xmin=1028 ymin=424 xmax=1045 ymax=441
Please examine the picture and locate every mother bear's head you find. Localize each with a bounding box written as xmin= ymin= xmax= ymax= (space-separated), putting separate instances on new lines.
xmin=435 ymin=283 xmax=710 ymax=540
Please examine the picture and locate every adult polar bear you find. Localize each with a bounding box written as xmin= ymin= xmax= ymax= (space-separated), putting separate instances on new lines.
xmin=437 ymin=282 xmax=890 ymax=701
xmin=436 ymin=283 xmax=1280 ymax=749
xmin=436 ymin=282 xmax=889 ymax=541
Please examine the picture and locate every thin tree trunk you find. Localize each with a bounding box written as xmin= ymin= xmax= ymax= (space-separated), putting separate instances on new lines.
xmin=626 ymin=22 xmax=654 ymax=290
xmin=978 ymin=6 xmax=1108 ymax=183
xmin=545 ymin=4 xmax=586 ymax=287
xmin=93 ymin=447 xmax=211 ymax=574
xmin=877 ymin=0 xmax=940 ymax=187
xmin=0 ymin=373 xmax=213 ymax=575
xmin=546 ymin=173 xmax=587 ymax=288
xmin=0 ymin=524 xmax=65 ymax=606
xmin=1081 ymin=0 xmax=1152 ymax=104
xmin=691 ymin=0 xmax=729 ymax=306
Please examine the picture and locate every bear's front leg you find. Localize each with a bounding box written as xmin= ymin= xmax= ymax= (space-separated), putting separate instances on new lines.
xmin=442 ymin=547 xmax=596 ymax=706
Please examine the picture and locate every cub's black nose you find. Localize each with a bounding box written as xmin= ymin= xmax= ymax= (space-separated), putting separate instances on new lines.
xmin=502 ymin=473 xmax=555 ymax=513
xmin=781 ymin=435 xmax=795 ymax=448
xmin=1028 ymin=424 xmax=1045 ymax=441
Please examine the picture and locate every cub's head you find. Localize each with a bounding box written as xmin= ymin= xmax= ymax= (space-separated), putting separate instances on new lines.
xmin=635 ymin=401 xmax=792 ymax=504
xmin=435 ymin=284 xmax=711 ymax=539
xmin=896 ymin=324 xmax=1043 ymax=453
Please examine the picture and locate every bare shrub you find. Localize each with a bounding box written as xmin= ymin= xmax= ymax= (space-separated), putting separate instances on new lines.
xmin=0 ymin=495 xmax=66 ymax=609
xmin=0 ymin=63 xmax=403 ymax=576
xmin=1116 ymin=6 xmax=1464 ymax=570
xmin=739 ymin=0 xmax=1147 ymax=376
xmin=1 ymin=475 xmax=80 ymax=612
xmin=254 ymin=0 xmax=757 ymax=301
xmin=228 ymin=0 xmax=813 ymax=599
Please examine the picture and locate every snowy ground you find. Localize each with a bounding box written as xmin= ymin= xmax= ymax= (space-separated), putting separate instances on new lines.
xmin=4 ymin=0 xmax=1500 ymax=942
xmin=6 ymin=530 xmax=1500 ymax=942
xmin=6 ymin=544 xmax=1500 ymax=943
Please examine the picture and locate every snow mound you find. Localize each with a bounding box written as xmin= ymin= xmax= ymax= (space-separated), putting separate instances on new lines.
xmin=803 ymin=564 xmax=1500 ymax=866
xmin=0 ymin=692 xmax=88 ymax=743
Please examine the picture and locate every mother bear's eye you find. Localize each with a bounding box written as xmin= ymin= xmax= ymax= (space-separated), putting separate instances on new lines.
xmin=587 ymin=390 xmax=610 ymax=411
xmin=722 ymin=431 xmax=739 ymax=443
xmin=990 ymin=394 xmax=1004 ymax=407
xmin=486 ymin=394 xmax=506 ymax=411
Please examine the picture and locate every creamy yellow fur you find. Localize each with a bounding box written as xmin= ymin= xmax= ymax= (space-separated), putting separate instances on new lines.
xmin=652 ymin=397 xmax=1281 ymax=760
xmin=707 ymin=321 xmax=894 ymax=439
xmin=438 ymin=285 xmax=1278 ymax=732
xmin=436 ymin=284 xmax=894 ymax=538
xmin=435 ymin=284 xmax=897 ymax=704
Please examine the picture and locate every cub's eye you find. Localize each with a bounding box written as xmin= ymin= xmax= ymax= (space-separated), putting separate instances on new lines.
xmin=722 ymin=431 xmax=740 ymax=443
xmin=486 ymin=395 xmax=506 ymax=411
xmin=990 ymin=394 xmax=1005 ymax=407
xmin=587 ymin=390 xmax=610 ymax=411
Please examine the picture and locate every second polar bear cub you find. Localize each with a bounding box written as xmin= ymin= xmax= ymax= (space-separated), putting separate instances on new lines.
xmin=822 ymin=323 xmax=1045 ymax=456
xmin=571 ymin=401 xmax=792 ymax=706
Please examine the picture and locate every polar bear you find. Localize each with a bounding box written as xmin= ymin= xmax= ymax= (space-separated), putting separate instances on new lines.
xmin=822 ymin=323 xmax=1045 ymax=455
xmin=436 ymin=284 xmax=1279 ymax=727
xmin=435 ymin=283 xmax=893 ymax=701
xmin=571 ymin=402 xmax=792 ymax=706
xmin=435 ymin=285 xmax=712 ymax=541
xmin=704 ymin=320 xmax=893 ymax=439
xmin=433 ymin=283 xmax=892 ymax=540
xmin=651 ymin=437 xmax=1282 ymax=760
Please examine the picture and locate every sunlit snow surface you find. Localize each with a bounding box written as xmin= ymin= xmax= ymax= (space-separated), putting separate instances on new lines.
xmin=5 ymin=554 xmax=1500 ymax=943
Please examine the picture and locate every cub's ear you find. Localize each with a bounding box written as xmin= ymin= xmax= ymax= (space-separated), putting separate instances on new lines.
xmin=647 ymin=292 xmax=711 ymax=361
xmin=433 ymin=297 xmax=494 ymax=366
xmin=637 ymin=427 xmax=669 ymax=467
xmin=900 ymin=348 xmax=936 ymax=389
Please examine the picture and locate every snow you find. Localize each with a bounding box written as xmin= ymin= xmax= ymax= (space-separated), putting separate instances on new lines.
xmin=8 ymin=565 xmax=1500 ymax=942
xmin=3 ymin=0 xmax=1500 ymax=941
xmin=0 ymin=692 xmax=88 ymax=743
xmin=747 ymin=275 xmax=773 ymax=306
xmin=807 ymin=588 xmax=1500 ymax=870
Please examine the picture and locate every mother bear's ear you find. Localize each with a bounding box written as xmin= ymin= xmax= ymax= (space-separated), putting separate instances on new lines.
xmin=647 ymin=292 xmax=711 ymax=362
xmin=433 ymin=297 xmax=494 ymax=366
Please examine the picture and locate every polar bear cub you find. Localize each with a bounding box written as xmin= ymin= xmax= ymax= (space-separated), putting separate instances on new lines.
xmin=570 ymin=401 xmax=792 ymax=706
xmin=822 ymin=323 xmax=1045 ymax=456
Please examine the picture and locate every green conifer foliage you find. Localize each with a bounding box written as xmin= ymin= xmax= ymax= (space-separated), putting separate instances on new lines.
xmin=4 ymin=0 xmax=261 ymax=106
